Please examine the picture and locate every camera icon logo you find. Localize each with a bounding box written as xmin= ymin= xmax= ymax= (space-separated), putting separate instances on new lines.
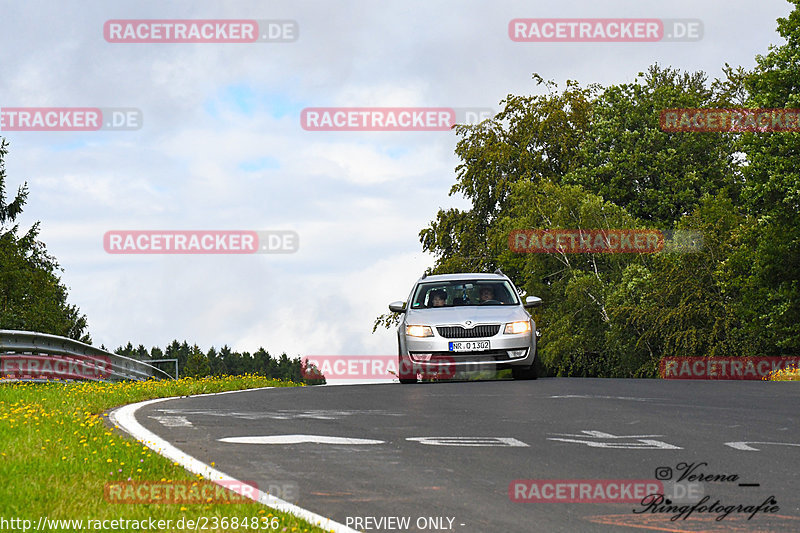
xmin=655 ymin=467 xmax=673 ymax=480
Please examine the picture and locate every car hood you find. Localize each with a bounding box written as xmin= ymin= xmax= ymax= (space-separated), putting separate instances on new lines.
xmin=405 ymin=305 xmax=529 ymax=326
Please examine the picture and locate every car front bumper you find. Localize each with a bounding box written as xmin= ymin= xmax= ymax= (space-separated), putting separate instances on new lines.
xmin=402 ymin=329 xmax=536 ymax=369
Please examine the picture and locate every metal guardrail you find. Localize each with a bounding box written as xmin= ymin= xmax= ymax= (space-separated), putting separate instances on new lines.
xmin=0 ymin=330 xmax=174 ymax=382
xmin=148 ymin=358 xmax=179 ymax=380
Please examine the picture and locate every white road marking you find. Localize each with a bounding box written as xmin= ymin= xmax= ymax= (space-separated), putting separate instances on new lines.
xmin=219 ymin=435 xmax=385 ymax=445
xmin=150 ymin=415 xmax=193 ymax=427
xmin=551 ymin=430 xmax=663 ymax=438
xmin=549 ymin=395 xmax=659 ymax=402
xmin=406 ymin=437 xmax=529 ymax=447
xmin=547 ymin=438 xmax=682 ymax=449
xmin=155 ymin=408 xmax=402 ymax=420
xmin=109 ymin=388 xmax=358 ymax=533
xmin=547 ymin=430 xmax=682 ymax=450
xmin=724 ymin=441 xmax=800 ymax=451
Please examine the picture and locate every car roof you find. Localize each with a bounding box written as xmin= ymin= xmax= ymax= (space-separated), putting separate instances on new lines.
xmin=416 ymin=273 xmax=509 ymax=283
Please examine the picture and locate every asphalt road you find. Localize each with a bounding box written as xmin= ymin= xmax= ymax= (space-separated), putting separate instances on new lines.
xmin=134 ymin=378 xmax=800 ymax=533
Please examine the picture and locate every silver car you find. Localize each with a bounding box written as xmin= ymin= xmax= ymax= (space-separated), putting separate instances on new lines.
xmin=389 ymin=270 xmax=542 ymax=383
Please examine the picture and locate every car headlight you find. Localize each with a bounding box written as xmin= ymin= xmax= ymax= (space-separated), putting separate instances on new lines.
xmin=406 ymin=325 xmax=434 ymax=338
xmin=504 ymin=320 xmax=531 ymax=334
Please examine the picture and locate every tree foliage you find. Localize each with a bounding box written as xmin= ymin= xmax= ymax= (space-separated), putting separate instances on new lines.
xmin=0 ymin=138 xmax=90 ymax=341
xmin=114 ymin=340 xmax=323 ymax=384
xmin=378 ymin=1 xmax=800 ymax=376
xmin=718 ymin=1 xmax=800 ymax=352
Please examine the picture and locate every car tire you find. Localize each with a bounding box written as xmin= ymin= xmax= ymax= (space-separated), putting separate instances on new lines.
xmin=512 ymin=363 xmax=538 ymax=380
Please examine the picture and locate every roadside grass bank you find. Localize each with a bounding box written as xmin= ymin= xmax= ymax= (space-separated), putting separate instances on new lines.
xmin=766 ymin=366 xmax=800 ymax=381
xmin=0 ymin=375 xmax=330 ymax=532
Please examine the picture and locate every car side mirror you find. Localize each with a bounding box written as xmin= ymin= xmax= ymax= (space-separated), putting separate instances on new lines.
xmin=389 ymin=301 xmax=407 ymax=313
xmin=524 ymin=296 xmax=543 ymax=308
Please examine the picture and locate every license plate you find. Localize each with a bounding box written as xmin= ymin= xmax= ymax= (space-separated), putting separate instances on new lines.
xmin=449 ymin=340 xmax=490 ymax=352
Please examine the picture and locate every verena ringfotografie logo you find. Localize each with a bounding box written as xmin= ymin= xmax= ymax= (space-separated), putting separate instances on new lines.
xmin=636 ymin=462 xmax=777 ymax=521
xmin=0 ymin=108 xmax=142 ymax=131
xmin=103 ymin=230 xmax=299 ymax=254
xmin=509 ymin=19 xmax=702 ymax=42
xmin=509 ymin=229 xmax=703 ymax=254
xmin=660 ymin=357 xmax=800 ymax=380
xmin=104 ymin=480 xmax=266 ymax=504
xmin=302 ymin=355 xmax=456 ymax=380
xmin=661 ymin=108 xmax=800 ymax=132
xmin=104 ymin=20 xmax=298 ymax=43
xmin=0 ymin=354 xmax=111 ymax=380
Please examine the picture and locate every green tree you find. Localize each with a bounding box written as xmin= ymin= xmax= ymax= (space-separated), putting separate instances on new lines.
xmin=374 ymin=78 xmax=596 ymax=332
xmin=719 ymin=0 xmax=800 ymax=353
xmin=494 ymin=179 xmax=649 ymax=376
xmin=374 ymin=61 xmax=778 ymax=377
xmin=115 ymin=342 xmax=135 ymax=359
xmin=0 ymin=138 xmax=90 ymax=341
xmin=420 ymin=77 xmax=596 ymax=274
xmin=605 ymin=193 xmax=749 ymax=377
xmin=165 ymin=340 xmax=191 ymax=376
xmin=182 ymin=344 xmax=210 ymax=378
xmin=564 ymin=65 xmax=742 ymax=226
xmin=215 ymin=345 xmax=233 ymax=375
xmin=253 ymin=347 xmax=272 ymax=376
xmin=206 ymin=346 xmax=220 ymax=375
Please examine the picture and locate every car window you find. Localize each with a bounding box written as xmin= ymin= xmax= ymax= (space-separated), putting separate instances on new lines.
xmin=410 ymin=280 xmax=519 ymax=308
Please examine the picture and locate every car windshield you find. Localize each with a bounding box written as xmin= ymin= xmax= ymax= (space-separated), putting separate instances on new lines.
xmin=411 ymin=280 xmax=519 ymax=308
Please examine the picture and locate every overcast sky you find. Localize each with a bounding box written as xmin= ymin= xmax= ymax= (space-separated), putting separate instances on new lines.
xmin=0 ymin=0 xmax=793 ymax=360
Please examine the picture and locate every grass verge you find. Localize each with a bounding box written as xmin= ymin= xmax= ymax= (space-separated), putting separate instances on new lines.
xmin=0 ymin=375 xmax=331 ymax=532
xmin=765 ymin=366 xmax=800 ymax=381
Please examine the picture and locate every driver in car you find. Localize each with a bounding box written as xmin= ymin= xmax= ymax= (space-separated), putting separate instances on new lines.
xmin=430 ymin=289 xmax=447 ymax=307
xmin=479 ymin=286 xmax=496 ymax=302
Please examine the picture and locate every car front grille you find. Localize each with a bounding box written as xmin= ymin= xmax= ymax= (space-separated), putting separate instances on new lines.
xmin=436 ymin=324 xmax=501 ymax=338
xmin=410 ymin=349 xmax=527 ymax=362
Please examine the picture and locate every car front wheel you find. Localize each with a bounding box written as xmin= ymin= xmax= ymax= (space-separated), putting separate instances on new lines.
xmin=512 ymin=363 xmax=537 ymax=380
xmin=398 ymin=350 xmax=418 ymax=384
